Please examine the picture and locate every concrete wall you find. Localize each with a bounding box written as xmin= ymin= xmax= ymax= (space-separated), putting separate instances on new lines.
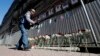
xmin=0 ymin=31 xmax=20 ymax=45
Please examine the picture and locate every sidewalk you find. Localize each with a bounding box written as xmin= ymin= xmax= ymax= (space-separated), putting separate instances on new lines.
xmin=0 ymin=46 xmax=99 ymax=56
xmin=35 ymin=47 xmax=80 ymax=51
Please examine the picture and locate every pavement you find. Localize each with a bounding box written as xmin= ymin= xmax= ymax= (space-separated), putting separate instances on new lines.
xmin=0 ymin=46 xmax=99 ymax=56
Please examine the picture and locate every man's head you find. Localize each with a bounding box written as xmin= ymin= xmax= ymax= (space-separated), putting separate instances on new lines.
xmin=30 ymin=9 xmax=36 ymax=15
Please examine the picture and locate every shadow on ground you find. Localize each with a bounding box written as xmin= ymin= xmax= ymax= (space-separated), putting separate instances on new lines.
xmin=8 ymin=47 xmax=17 ymax=50
xmin=79 ymin=47 xmax=100 ymax=54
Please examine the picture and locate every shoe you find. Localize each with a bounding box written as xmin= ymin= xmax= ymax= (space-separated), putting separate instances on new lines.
xmin=17 ymin=47 xmax=23 ymax=50
xmin=23 ymin=48 xmax=30 ymax=51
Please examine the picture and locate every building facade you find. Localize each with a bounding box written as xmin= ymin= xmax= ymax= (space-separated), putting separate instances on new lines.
xmin=0 ymin=0 xmax=100 ymax=48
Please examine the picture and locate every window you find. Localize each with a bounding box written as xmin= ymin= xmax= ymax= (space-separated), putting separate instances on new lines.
xmin=62 ymin=1 xmax=69 ymax=9
xmin=55 ymin=4 xmax=62 ymax=12
xmin=48 ymin=8 xmax=54 ymax=16
xmin=71 ymin=0 xmax=78 ymax=5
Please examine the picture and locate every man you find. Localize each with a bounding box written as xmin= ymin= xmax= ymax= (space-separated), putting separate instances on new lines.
xmin=16 ymin=9 xmax=37 ymax=50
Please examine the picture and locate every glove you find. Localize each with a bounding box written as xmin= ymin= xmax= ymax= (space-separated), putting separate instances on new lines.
xmin=35 ymin=23 xmax=39 ymax=25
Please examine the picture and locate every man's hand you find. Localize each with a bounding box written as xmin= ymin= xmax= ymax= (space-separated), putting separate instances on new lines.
xmin=35 ymin=20 xmax=39 ymax=25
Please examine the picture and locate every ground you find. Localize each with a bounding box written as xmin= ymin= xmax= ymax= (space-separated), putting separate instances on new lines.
xmin=0 ymin=46 xmax=99 ymax=56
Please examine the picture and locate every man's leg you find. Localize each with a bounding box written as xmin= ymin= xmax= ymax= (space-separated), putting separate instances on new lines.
xmin=16 ymin=37 xmax=23 ymax=50
xmin=16 ymin=24 xmax=23 ymax=49
xmin=20 ymin=24 xmax=29 ymax=49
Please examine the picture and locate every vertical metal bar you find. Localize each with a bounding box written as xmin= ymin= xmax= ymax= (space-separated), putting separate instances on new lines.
xmin=69 ymin=11 xmax=73 ymax=51
xmin=80 ymin=0 xmax=98 ymax=46
xmin=74 ymin=8 xmax=80 ymax=47
xmin=96 ymin=0 xmax=100 ymax=6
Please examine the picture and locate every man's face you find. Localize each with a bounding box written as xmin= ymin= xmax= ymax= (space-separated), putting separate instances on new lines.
xmin=31 ymin=11 xmax=35 ymax=15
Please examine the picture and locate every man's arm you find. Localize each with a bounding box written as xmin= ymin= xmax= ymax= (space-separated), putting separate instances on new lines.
xmin=25 ymin=11 xmax=37 ymax=24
